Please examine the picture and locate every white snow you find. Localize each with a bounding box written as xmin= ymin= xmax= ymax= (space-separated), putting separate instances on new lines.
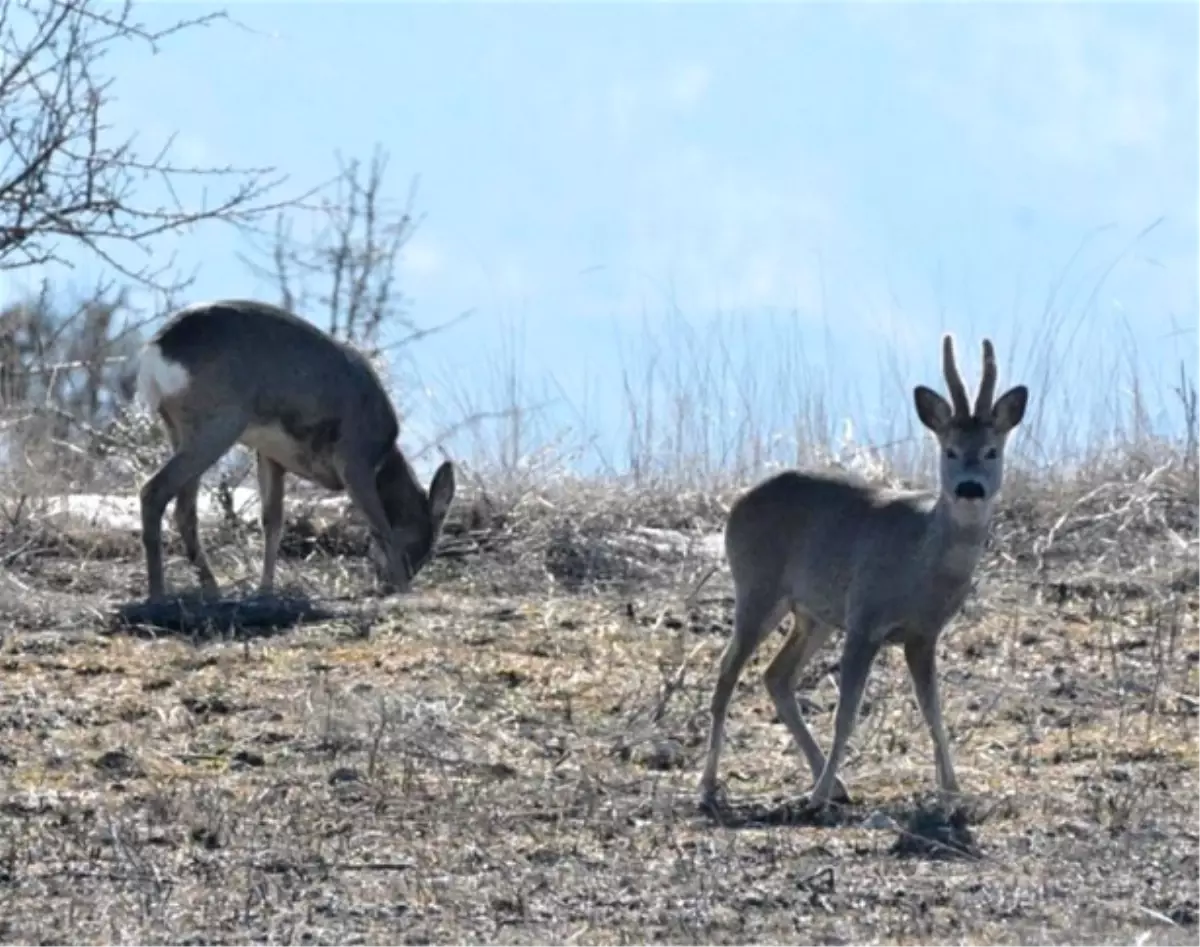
xmin=35 ymin=490 xmax=728 ymax=561
xmin=37 ymin=487 xmax=350 ymax=533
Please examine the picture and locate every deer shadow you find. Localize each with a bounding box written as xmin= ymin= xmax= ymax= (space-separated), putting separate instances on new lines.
xmin=110 ymin=589 xmax=351 ymax=641
xmin=697 ymin=789 xmax=983 ymax=861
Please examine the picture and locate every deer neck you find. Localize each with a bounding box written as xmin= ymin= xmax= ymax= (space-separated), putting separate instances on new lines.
xmin=376 ymin=446 xmax=426 ymax=524
xmin=927 ymin=495 xmax=992 ymax=580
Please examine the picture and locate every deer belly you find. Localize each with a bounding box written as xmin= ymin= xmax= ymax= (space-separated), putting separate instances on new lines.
xmin=240 ymin=423 xmax=344 ymax=491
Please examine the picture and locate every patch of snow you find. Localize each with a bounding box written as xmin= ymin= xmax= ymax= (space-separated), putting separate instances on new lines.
xmin=38 ymin=488 xmax=349 ymax=533
xmin=627 ymin=526 xmax=725 ymax=561
xmin=34 ymin=491 xmax=731 ymax=565
xmin=699 ymin=531 xmax=724 ymax=559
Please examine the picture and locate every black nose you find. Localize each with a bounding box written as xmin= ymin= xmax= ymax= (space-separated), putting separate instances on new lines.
xmin=955 ymin=481 xmax=986 ymax=500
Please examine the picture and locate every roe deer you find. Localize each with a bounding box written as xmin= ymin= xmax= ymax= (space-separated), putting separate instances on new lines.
xmin=135 ymin=299 xmax=456 ymax=602
xmin=699 ymin=334 xmax=1027 ymax=809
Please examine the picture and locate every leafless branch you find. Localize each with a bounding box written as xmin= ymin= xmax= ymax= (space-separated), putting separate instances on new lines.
xmin=0 ymin=0 xmax=302 ymax=293
xmin=239 ymin=143 xmax=422 ymax=357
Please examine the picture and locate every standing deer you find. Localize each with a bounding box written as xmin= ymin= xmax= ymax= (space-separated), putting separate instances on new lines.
xmin=135 ymin=299 xmax=456 ymax=602
xmin=700 ymin=334 xmax=1027 ymax=809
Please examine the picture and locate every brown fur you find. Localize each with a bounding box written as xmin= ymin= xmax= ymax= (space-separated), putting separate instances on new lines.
xmin=136 ymin=299 xmax=456 ymax=601
xmin=700 ymin=334 xmax=1028 ymax=808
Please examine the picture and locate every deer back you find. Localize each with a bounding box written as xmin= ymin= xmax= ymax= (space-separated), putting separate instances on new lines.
xmin=148 ymin=300 xmax=400 ymax=488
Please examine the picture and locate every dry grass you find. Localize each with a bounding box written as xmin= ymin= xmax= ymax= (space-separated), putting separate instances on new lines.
xmin=0 ymin=452 xmax=1195 ymax=946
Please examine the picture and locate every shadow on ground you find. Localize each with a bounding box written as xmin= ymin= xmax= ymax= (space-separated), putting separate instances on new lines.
xmin=111 ymin=591 xmax=349 ymax=638
xmin=699 ymin=790 xmax=982 ymax=860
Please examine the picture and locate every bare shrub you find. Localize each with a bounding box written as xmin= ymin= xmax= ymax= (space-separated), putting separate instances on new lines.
xmin=0 ymin=0 xmax=292 ymax=292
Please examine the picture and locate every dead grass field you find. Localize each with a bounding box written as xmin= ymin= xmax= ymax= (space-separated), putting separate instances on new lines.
xmin=0 ymin=465 xmax=1196 ymax=945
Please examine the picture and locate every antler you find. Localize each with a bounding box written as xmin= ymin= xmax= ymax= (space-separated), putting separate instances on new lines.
xmin=941 ymin=334 xmax=971 ymax=419
xmin=974 ymin=339 xmax=997 ymax=416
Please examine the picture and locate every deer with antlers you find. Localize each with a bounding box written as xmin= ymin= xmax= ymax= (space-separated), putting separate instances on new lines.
xmin=700 ymin=334 xmax=1028 ymax=809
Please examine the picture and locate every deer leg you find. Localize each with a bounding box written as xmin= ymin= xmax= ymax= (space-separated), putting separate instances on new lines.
xmin=699 ymin=587 xmax=788 ymax=806
xmin=256 ymin=453 xmax=286 ymax=594
xmin=140 ymin=414 xmax=246 ymax=602
xmin=173 ymin=477 xmax=219 ymax=598
xmin=904 ymin=634 xmax=960 ymax=797
xmin=764 ymin=608 xmax=849 ymax=802
xmin=159 ymin=412 xmax=219 ymax=597
xmin=336 ymin=453 xmax=411 ymax=594
xmin=810 ymin=626 xmax=883 ymax=807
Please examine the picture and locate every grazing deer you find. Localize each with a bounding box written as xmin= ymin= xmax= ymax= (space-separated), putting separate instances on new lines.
xmin=700 ymin=334 xmax=1027 ymax=809
xmin=135 ymin=299 xmax=456 ymax=602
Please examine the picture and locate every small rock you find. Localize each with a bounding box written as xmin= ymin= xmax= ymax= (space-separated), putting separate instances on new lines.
xmin=190 ymin=825 xmax=221 ymax=850
xmin=329 ymin=766 xmax=362 ymax=785
xmin=181 ymin=695 xmax=233 ymax=716
xmin=93 ymin=748 xmax=141 ymax=779
xmin=631 ymin=738 xmax=686 ymax=771
xmin=889 ymin=803 xmax=980 ymax=860
xmin=862 ymin=810 xmax=896 ymax=830
xmin=1057 ymin=820 xmax=1092 ymax=838
xmin=231 ymin=749 xmax=265 ymax=769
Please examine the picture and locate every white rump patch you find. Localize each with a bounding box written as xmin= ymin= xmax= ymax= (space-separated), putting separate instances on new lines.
xmin=136 ymin=342 xmax=190 ymax=411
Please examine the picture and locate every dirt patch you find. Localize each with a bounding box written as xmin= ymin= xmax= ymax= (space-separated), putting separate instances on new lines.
xmin=0 ymin=473 xmax=1196 ymax=944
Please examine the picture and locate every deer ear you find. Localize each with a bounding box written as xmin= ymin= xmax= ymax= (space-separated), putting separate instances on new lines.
xmin=991 ymin=385 xmax=1028 ymax=435
xmin=913 ymin=385 xmax=953 ymax=434
xmin=428 ymin=460 xmax=456 ymax=524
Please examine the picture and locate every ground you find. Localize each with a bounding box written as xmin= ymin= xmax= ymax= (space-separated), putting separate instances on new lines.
xmin=0 ymin=469 xmax=1196 ymax=945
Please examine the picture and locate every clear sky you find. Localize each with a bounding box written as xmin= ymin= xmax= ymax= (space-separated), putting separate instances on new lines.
xmin=8 ymin=1 xmax=1199 ymax=476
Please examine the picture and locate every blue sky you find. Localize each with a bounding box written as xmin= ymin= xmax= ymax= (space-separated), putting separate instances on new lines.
xmin=7 ymin=1 xmax=1198 ymax=475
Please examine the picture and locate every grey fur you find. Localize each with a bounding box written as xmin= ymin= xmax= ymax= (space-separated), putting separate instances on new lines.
xmin=700 ymin=334 xmax=1028 ymax=808
xmin=136 ymin=299 xmax=456 ymax=601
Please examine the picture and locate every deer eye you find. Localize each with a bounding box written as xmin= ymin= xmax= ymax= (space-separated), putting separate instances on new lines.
xmin=945 ymin=448 xmax=959 ymax=460
xmin=984 ymin=447 xmax=998 ymax=460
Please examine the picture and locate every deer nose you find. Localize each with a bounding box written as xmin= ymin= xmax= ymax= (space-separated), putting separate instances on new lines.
xmin=955 ymin=480 xmax=986 ymax=500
